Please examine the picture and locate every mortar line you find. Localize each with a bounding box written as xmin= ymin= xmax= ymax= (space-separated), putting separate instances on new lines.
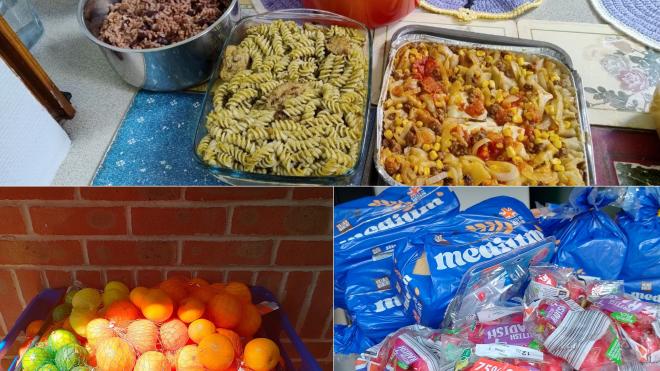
xmin=19 ymin=203 xmax=34 ymax=235
xmin=10 ymin=270 xmax=26 ymax=308
xmin=321 ymin=310 xmax=333 ymax=339
xmin=0 ymin=312 xmax=8 ymax=336
xmin=225 ymin=205 xmax=234 ymax=235
xmin=81 ymin=240 xmax=90 ymax=265
xmin=277 ymin=271 xmax=289 ymax=302
xmin=295 ymin=271 xmax=319 ymax=332
xmin=40 ymin=271 xmax=49 ymax=289
xmin=270 ymin=239 xmax=281 ymax=265
xmin=126 ymin=206 xmax=133 ymax=235
xmin=0 ymin=199 xmax=331 ymax=207
xmin=176 ymin=240 xmax=183 ymax=266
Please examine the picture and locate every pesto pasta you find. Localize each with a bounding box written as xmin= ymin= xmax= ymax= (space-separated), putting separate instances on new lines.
xmin=197 ymin=21 xmax=369 ymax=177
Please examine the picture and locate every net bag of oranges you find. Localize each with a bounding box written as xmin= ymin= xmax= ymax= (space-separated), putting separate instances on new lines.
xmin=2 ymin=277 xmax=321 ymax=371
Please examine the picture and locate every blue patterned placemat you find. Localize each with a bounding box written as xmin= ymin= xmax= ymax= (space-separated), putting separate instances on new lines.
xmin=93 ymin=90 xmax=374 ymax=185
xmin=93 ymin=91 xmax=226 ymax=185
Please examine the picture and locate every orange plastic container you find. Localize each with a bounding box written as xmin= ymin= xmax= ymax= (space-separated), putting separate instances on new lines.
xmin=302 ymin=0 xmax=418 ymax=28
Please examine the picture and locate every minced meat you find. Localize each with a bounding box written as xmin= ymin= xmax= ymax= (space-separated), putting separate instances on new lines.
xmin=99 ymin=0 xmax=231 ymax=49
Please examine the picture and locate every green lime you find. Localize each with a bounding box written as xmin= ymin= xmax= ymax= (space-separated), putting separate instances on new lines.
xmin=21 ymin=347 xmax=53 ymax=371
xmin=36 ymin=363 xmax=58 ymax=371
xmin=47 ymin=329 xmax=78 ymax=353
xmin=52 ymin=303 xmax=72 ymax=322
xmin=54 ymin=344 xmax=88 ymax=371
xmin=65 ymin=288 xmax=79 ymax=305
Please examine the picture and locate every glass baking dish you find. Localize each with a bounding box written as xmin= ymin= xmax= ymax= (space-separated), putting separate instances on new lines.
xmin=193 ymin=9 xmax=373 ymax=185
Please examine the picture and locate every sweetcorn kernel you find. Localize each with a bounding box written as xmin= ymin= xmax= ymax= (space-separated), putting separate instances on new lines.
xmin=512 ymin=114 xmax=523 ymax=124
xmin=504 ymin=54 xmax=513 ymax=62
xmin=459 ymin=49 xmax=466 ymax=56
xmin=552 ymin=139 xmax=563 ymax=149
xmin=395 ymin=174 xmax=402 ymax=183
xmin=551 ymin=74 xmax=561 ymax=82
xmin=413 ymin=165 xmax=419 ymax=174
xmin=481 ymin=80 xmax=490 ymax=89
xmin=429 ymin=150 xmax=438 ymax=160
xmin=395 ymin=126 xmax=404 ymax=134
xmin=395 ymin=103 xmax=403 ymax=109
xmin=424 ymin=167 xmax=431 ymax=176
xmin=517 ymin=134 xmax=526 ymax=142
xmin=476 ymin=50 xmax=486 ymax=57
xmin=503 ymin=126 xmax=513 ymax=137
xmin=506 ymin=146 xmax=516 ymax=158
xmin=551 ymin=158 xmax=561 ymax=165
xmin=422 ymin=143 xmax=432 ymax=151
xmin=517 ymin=57 xmax=525 ymax=65
xmin=433 ymin=142 xmax=441 ymax=152
xmin=510 ymin=86 xmax=520 ymax=95
xmin=416 ymin=120 xmax=424 ymax=128
xmin=489 ymin=80 xmax=496 ymax=89
xmin=384 ymin=129 xmax=393 ymax=139
xmin=436 ymin=160 xmax=444 ymax=169
xmin=553 ymin=164 xmax=565 ymax=172
xmin=545 ymin=105 xmax=555 ymax=115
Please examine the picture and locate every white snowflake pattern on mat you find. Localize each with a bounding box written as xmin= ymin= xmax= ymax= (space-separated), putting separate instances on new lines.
xmin=160 ymin=160 xmax=167 ymax=165
xmin=165 ymin=164 xmax=172 ymax=170
xmin=146 ymin=97 xmax=155 ymax=104
xmin=127 ymin=138 xmax=136 ymax=145
xmin=193 ymin=101 xmax=200 ymax=108
xmin=137 ymin=116 xmax=145 ymax=123
xmin=170 ymin=99 xmax=178 ymax=106
xmin=139 ymin=168 xmax=147 ymax=172
xmin=177 ymin=122 xmax=185 ymax=128
xmin=162 ymin=126 xmax=169 ymax=131
xmin=116 ymin=160 xmax=126 ymax=167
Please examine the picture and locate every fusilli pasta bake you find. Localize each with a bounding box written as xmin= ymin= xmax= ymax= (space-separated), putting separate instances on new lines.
xmin=379 ymin=42 xmax=587 ymax=186
xmin=196 ymin=21 xmax=369 ymax=177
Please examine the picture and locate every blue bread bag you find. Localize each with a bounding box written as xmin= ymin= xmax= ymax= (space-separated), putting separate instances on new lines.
xmin=618 ymin=187 xmax=660 ymax=280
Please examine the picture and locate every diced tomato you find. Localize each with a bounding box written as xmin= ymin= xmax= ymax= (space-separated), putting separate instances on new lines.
xmin=465 ymin=99 xmax=485 ymax=117
xmin=477 ymin=145 xmax=490 ymax=160
xmin=412 ymin=57 xmax=437 ymax=80
xmin=421 ymin=76 xmax=442 ymax=93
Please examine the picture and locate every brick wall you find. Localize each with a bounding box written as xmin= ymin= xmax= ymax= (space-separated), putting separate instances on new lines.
xmin=0 ymin=187 xmax=333 ymax=370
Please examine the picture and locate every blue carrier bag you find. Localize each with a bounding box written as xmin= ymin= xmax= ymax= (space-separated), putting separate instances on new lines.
xmin=392 ymin=196 xmax=544 ymax=328
xmin=540 ymin=187 xmax=627 ymax=279
xmin=334 ymin=187 xmax=460 ymax=308
xmin=618 ymin=187 xmax=660 ymax=281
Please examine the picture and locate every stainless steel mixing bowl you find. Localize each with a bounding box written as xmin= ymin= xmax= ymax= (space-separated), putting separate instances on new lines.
xmin=77 ymin=0 xmax=240 ymax=91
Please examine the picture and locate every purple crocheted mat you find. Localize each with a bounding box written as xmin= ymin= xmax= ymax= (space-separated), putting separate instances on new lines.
xmin=424 ymin=0 xmax=536 ymax=13
xmin=598 ymin=0 xmax=659 ymax=44
xmin=260 ymin=0 xmax=302 ymax=11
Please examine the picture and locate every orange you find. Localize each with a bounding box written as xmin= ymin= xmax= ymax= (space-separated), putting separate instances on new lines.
xmin=244 ymin=338 xmax=280 ymax=371
xmin=188 ymin=318 xmax=216 ymax=344
xmin=177 ymin=297 xmax=205 ymax=323
xmin=210 ymin=283 xmax=226 ymax=293
xmin=159 ymin=279 xmax=188 ymax=303
xmin=176 ymin=345 xmax=204 ymax=371
xmin=188 ymin=277 xmax=209 ymax=287
xmin=105 ymin=300 xmax=140 ymax=325
xmin=129 ymin=287 xmax=149 ymax=309
xmin=198 ymin=333 xmax=235 ymax=371
xmin=18 ymin=337 xmax=33 ymax=357
xmin=141 ymin=288 xmax=174 ymax=322
xmin=134 ymin=351 xmax=170 ymax=371
xmin=126 ymin=319 xmax=158 ymax=354
xmin=224 ymin=282 xmax=252 ymax=304
xmin=26 ymin=320 xmax=44 ymax=337
xmin=216 ymin=328 xmax=243 ymax=356
xmin=96 ymin=337 xmax=136 ymax=371
xmin=160 ymin=319 xmax=189 ymax=351
xmin=207 ymin=293 xmax=242 ymax=329
xmin=190 ymin=285 xmax=216 ymax=303
xmin=235 ymin=303 xmax=262 ymax=338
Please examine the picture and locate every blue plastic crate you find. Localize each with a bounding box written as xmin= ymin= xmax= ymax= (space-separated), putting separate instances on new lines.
xmin=1 ymin=286 xmax=321 ymax=371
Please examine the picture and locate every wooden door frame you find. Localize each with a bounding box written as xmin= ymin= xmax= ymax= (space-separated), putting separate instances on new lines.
xmin=0 ymin=15 xmax=75 ymax=121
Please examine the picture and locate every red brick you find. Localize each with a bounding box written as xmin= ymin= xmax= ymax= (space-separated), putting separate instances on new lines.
xmin=280 ymin=271 xmax=313 ymax=327
xmin=231 ymin=207 xmax=331 ymax=235
xmin=106 ymin=270 xmax=134 ymax=287
xmin=0 ymin=207 xmax=26 ymax=234
xmin=300 ymin=271 xmax=333 ymax=338
xmin=0 ymin=270 xmax=25 ymax=329
xmin=45 ymin=270 xmax=72 ymax=288
xmin=185 ymin=188 xmax=288 ymax=201
xmin=282 ymin=340 xmax=331 ymax=359
xmin=0 ymin=240 xmax=83 ymax=265
xmin=30 ymin=207 xmax=126 ymax=235
xmin=165 ymin=271 xmax=192 ymax=281
xmin=14 ymin=270 xmax=44 ymax=305
xmin=292 ymin=188 xmax=332 ymax=200
xmin=195 ymin=270 xmax=224 ymax=283
xmin=76 ymin=270 xmax=102 ymax=289
xmin=87 ymin=240 xmax=177 ymax=266
xmin=80 ymin=188 xmax=181 ymax=201
xmin=276 ymin=240 xmax=331 ymax=266
xmin=0 ymin=188 xmax=76 ymax=200
xmin=254 ymin=271 xmax=283 ymax=300
xmin=226 ymin=271 xmax=253 ymax=283
xmin=138 ymin=270 xmax=163 ymax=287
xmin=182 ymin=240 xmax=272 ymax=266
xmin=132 ymin=208 xmax=226 ymax=235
